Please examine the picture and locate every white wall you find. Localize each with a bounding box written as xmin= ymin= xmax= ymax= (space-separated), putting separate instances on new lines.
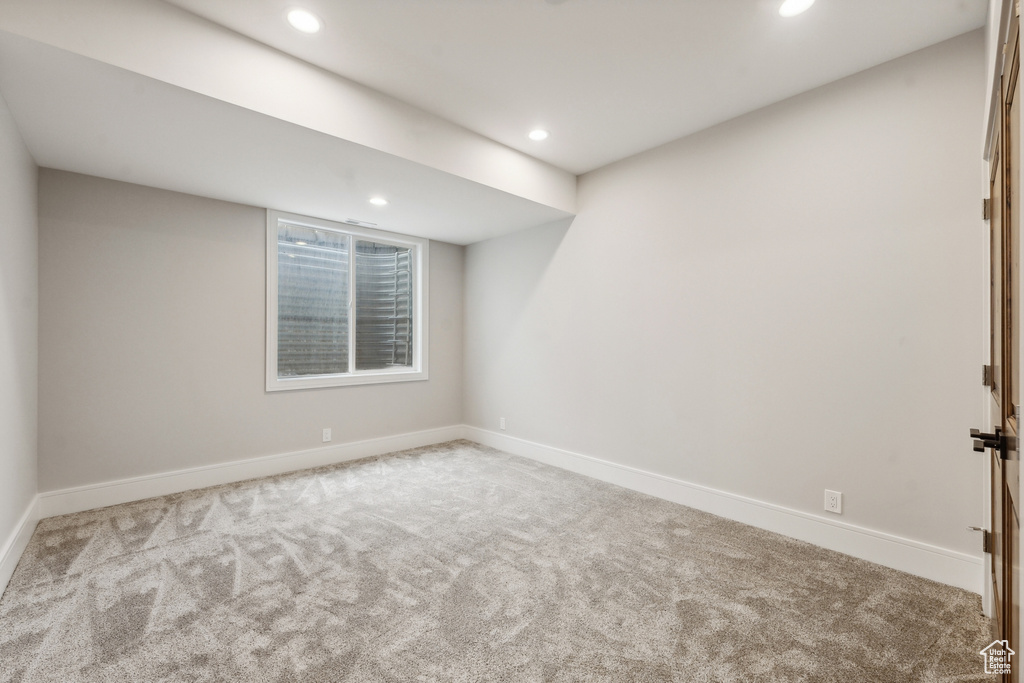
xmin=0 ymin=89 xmax=38 ymax=581
xmin=465 ymin=31 xmax=987 ymax=561
xmin=38 ymin=171 xmax=463 ymax=492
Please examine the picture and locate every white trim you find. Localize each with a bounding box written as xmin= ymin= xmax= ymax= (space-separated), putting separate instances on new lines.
xmin=0 ymin=496 xmax=40 ymax=595
xmin=29 ymin=425 xmax=984 ymax=595
xmin=984 ymin=0 xmax=1016 ymax=162
xmin=461 ymin=426 xmax=984 ymax=594
xmin=39 ymin=425 xmax=463 ymax=519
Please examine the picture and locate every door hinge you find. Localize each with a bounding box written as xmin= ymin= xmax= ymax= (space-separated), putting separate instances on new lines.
xmin=984 ymin=364 xmax=994 ymax=386
xmin=985 ymin=197 xmax=992 ymax=220
xmin=969 ymin=527 xmax=992 ymax=553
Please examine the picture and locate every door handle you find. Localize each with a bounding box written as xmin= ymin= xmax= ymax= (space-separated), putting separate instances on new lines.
xmin=969 ymin=427 xmax=1016 ymax=459
xmin=971 ymin=428 xmax=1001 ymax=452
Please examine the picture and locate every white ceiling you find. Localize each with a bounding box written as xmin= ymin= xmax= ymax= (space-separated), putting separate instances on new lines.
xmin=0 ymin=0 xmax=990 ymax=244
xmin=163 ymin=0 xmax=988 ymax=175
xmin=0 ymin=31 xmax=570 ymax=245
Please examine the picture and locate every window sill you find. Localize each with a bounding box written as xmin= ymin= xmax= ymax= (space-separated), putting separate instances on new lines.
xmin=266 ymin=368 xmax=428 ymax=392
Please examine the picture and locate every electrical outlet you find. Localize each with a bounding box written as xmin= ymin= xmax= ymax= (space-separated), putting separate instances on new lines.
xmin=824 ymin=490 xmax=842 ymax=514
xmin=499 ymin=417 xmax=506 ymax=431
xmin=322 ymin=428 xmax=332 ymax=443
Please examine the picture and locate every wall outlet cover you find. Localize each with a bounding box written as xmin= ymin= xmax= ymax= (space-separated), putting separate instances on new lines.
xmin=825 ymin=490 xmax=842 ymax=514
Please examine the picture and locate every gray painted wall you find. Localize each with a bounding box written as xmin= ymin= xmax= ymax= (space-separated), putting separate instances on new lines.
xmin=25 ymin=29 xmax=989 ymax=566
xmin=464 ymin=31 xmax=987 ymax=556
xmin=0 ymin=91 xmax=37 ymax=550
xmin=38 ymin=171 xmax=464 ymax=491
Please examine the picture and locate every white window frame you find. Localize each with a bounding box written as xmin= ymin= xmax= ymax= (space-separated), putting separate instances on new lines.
xmin=266 ymin=210 xmax=429 ymax=391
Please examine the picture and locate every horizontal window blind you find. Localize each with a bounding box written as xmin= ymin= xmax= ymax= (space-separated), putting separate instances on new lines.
xmin=355 ymin=241 xmax=413 ymax=370
xmin=276 ymin=224 xmax=350 ymax=377
xmin=267 ymin=211 xmax=427 ymax=391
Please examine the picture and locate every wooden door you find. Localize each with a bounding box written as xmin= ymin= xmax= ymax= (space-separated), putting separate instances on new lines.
xmin=1007 ymin=18 xmax=1021 ymax=677
xmin=992 ymin=126 xmax=1007 ymax=644
xmin=989 ymin=11 xmax=1021 ymax=680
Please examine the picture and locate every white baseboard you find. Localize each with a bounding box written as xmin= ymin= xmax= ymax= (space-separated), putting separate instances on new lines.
xmin=30 ymin=424 xmax=984 ymax=595
xmin=1 ymin=496 xmax=39 ymax=595
xmin=39 ymin=425 xmax=465 ymax=519
xmin=462 ymin=426 xmax=983 ymax=595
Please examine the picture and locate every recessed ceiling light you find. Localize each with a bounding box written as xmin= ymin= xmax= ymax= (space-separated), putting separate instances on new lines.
xmin=528 ymin=129 xmax=550 ymax=141
xmin=779 ymin=0 xmax=815 ymax=17
xmin=287 ymin=9 xmax=322 ymax=33
xmin=369 ymin=196 xmax=388 ymax=206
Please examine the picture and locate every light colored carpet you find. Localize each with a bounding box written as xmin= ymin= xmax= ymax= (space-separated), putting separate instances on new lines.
xmin=0 ymin=440 xmax=992 ymax=682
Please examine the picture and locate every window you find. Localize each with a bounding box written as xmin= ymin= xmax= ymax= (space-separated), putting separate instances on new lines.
xmin=266 ymin=210 xmax=428 ymax=390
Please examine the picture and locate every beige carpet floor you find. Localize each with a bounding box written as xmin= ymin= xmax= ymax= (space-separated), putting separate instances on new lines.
xmin=0 ymin=440 xmax=993 ymax=682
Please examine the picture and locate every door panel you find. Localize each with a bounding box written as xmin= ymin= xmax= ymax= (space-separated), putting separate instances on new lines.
xmin=994 ymin=137 xmax=1007 ymax=635
xmin=1006 ymin=23 xmax=1021 ymax=679
xmin=985 ymin=9 xmax=1020 ymax=680
xmin=996 ymin=141 xmax=1005 ymax=406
